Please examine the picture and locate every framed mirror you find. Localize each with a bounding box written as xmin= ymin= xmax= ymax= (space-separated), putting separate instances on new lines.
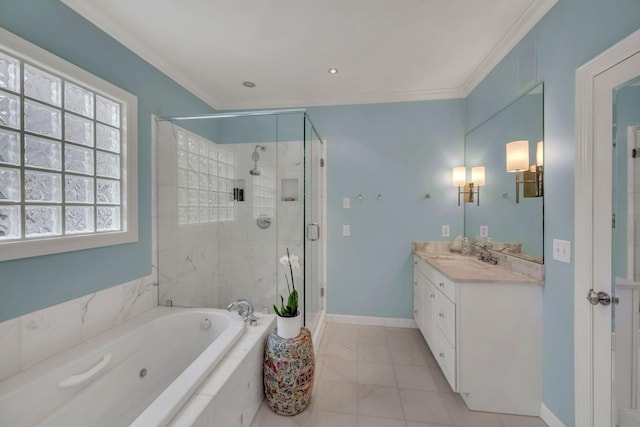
xmin=464 ymin=83 xmax=544 ymax=262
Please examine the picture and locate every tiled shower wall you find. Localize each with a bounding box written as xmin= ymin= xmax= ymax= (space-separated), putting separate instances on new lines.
xmin=154 ymin=121 xmax=304 ymax=313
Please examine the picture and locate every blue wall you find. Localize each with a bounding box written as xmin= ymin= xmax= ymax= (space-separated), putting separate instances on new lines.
xmin=308 ymin=101 xmax=465 ymax=318
xmin=0 ymin=0 xmax=216 ymax=321
xmin=466 ymin=0 xmax=640 ymax=424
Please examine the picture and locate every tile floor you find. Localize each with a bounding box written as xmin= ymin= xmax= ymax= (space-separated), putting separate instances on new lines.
xmin=250 ymin=322 xmax=548 ymax=427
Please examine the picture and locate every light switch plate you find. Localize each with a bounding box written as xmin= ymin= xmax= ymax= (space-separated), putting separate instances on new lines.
xmin=480 ymin=226 xmax=488 ymax=238
xmin=342 ymin=225 xmax=350 ymax=237
xmin=553 ymin=239 xmax=571 ymax=263
xmin=442 ymin=225 xmax=450 ymax=237
xmin=343 ymin=197 xmax=350 ymax=209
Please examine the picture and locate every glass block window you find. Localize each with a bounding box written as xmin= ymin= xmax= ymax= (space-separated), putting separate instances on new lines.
xmin=176 ymin=129 xmax=235 ymax=225
xmin=253 ymin=166 xmax=275 ymax=220
xmin=0 ymin=28 xmax=137 ymax=261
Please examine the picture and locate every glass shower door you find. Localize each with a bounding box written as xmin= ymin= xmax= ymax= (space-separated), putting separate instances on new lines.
xmin=303 ymin=115 xmax=324 ymax=333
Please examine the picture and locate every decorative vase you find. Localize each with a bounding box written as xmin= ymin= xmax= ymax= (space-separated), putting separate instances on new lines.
xmin=276 ymin=312 xmax=301 ymax=339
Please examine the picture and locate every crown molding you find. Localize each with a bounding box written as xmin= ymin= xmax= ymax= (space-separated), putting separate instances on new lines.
xmin=461 ymin=0 xmax=558 ymax=97
xmin=60 ymin=0 xmax=223 ymax=110
xmin=217 ymin=87 xmax=466 ymax=110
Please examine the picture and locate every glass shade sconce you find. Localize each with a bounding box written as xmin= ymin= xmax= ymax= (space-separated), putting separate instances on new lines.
xmin=453 ymin=166 xmax=485 ymax=206
xmin=505 ymin=140 xmax=544 ymax=203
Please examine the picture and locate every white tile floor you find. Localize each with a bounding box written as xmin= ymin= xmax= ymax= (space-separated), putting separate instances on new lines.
xmin=251 ymin=323 xmax=546 ymax=427
xmin=250 ymin=322 xmax=548 ymax=427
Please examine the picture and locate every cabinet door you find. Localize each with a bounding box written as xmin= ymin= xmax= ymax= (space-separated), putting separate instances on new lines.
xmin=423 ymin=282 xmax=436 ymax=349
xmin=414 ymin=289 xmax=423 ymax=330
xmin=435 ymin=291 xmax=456 ymax=347
xmin=435 ymin=327 xmax=457 ymax=391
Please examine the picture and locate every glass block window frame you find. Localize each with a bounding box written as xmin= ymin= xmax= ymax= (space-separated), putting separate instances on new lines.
xmin=0 ymin=28 xmax=138 ymax=261
xmin=176 ymin=128 xmax=235 ymax=225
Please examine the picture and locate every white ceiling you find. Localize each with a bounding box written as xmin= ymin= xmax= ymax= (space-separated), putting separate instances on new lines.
xmin=60 ymin=0 xmax=556 ymax=111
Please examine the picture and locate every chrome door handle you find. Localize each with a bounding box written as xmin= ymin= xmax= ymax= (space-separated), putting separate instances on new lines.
xmin=306 ymin=223 xmax=320 ymax=241
xmin=587 ymin=289 xmax=619 ymax=306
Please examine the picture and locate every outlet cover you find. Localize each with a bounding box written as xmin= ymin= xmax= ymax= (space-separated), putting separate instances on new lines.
xmin=442 ymin=225 xmax=450 ymax=237
xmin=342 ymin=225 xmax=350 ymax=237
xmin=343 ymin=197 xmax=350 ymax=209
xmin=553 ymin=239 xmax=571 ymax=263
xmin=480 ymin=226 xmax=488 ymax=238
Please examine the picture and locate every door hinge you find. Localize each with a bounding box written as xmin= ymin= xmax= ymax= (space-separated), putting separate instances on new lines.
xmin=633 ymin=148 xmax=639 ymax=158
xmin=613 ymin=213 xmax=616 ymax=229
xmin=320 ymin=287 xmax=325 ymax=297
xmin=320 ymin=158 xmax=325 ymax=167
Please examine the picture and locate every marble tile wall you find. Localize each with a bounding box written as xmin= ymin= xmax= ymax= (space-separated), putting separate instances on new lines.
xmin=0 ymin=275 xmax=155 ymax=381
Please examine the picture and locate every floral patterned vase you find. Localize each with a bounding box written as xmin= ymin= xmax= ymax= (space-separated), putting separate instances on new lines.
xmin=263 ymin=327 xmax=315 ymax=415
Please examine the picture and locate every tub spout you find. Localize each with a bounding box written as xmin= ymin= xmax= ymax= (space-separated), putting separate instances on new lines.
xmin=226 ymin=299 xmax=254 ymax=321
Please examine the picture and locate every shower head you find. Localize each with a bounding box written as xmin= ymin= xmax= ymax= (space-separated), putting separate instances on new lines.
xmin=250 ymin=145 xmax=266 ymax=176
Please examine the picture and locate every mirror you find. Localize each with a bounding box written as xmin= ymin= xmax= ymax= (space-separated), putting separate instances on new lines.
xmin=611 ymin=74 xmax=640 ymax=426
xmin=464 ymin=83 xmax=544 ymax=262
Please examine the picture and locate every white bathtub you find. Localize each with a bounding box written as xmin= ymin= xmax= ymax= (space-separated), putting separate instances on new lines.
xmin=0 ymin=307 xmax=245 ymax=427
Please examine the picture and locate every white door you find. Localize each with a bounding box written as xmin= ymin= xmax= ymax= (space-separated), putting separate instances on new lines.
xmin=575 ymin=30 xmax=640 ymax=427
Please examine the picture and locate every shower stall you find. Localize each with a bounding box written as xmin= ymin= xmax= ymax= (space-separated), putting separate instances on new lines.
xmin=152 ymin=110 xmax=326 ymax=336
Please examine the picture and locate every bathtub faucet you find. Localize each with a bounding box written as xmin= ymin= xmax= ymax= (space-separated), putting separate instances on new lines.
xmin=226 ymin=299 xmax=258 ymax=326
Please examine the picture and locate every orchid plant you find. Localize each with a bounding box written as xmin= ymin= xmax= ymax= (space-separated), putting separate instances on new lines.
xmin=274 ymin=248 xmax=300 ymax=317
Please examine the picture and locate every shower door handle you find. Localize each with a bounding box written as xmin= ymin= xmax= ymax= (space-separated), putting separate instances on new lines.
xmin=306 ymin=223 xmax=320 ymax=241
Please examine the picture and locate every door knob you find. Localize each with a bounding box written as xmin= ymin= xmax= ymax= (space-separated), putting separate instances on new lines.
xmin=587 ymin=289 xmax=619 ymax=306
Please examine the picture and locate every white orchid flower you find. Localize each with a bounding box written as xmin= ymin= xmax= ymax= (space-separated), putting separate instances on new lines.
xmin=280 ymin=253 xmax=300 ymax=269
xmin=289 ymin=254 xmax=300 ymax=269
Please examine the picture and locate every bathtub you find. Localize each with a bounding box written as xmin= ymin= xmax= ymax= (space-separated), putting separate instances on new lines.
xmin=0 ymin=307 xmax=245 ymax=427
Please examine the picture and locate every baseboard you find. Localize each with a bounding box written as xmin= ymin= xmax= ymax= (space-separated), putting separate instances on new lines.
xmin=311 ymin=309 xmax=326 ymax=357
xmin=326 ymin=314 xmax=417 ymax=329
xmin=540 ymin=403 xmax=566 ymax=427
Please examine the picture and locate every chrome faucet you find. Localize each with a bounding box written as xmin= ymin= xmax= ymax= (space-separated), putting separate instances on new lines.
xmin=478 ymin=247 xmax=498 ymax=265
xmin=226 ymin=299 xmax=258 ymax=326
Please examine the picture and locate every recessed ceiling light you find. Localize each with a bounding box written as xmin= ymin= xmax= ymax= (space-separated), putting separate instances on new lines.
xmin=328 ymin=68 xmax=338 ymax=75
xmin=242 ymin=81 xmax=256 ymax=88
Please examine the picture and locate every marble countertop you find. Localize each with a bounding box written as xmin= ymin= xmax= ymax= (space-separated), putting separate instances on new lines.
xmin=413 ymin=250 xmax=543 ymax=285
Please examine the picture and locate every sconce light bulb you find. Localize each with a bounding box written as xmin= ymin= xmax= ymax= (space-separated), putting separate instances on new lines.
xmin=471 ymin=166 xmax=485 ymax=186
xmin=536 ymin=141 xmax=544 ymax=166
xmin=452 ymin=167 xmax=466 ymax=186
xmin=506 ymin=140 xmax=530 ymax=172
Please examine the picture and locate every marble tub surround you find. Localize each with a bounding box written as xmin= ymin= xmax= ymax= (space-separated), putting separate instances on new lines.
xmin=0 ymin=275 xmax=155 ymax=381
xmin=413 ymin=241 xmax=544 ymax=282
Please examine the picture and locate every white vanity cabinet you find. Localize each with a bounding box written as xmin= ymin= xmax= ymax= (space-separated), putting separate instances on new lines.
xmin=412 ymin=254 xmax=542 ymax=416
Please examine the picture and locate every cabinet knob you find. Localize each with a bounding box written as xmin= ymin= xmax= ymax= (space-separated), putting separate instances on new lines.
xmin=414 ymin=310 xmax=418 ymax=314
xmin=439 ymin=352 xmax=445 ymax=358
xmin=439 ymin=313 xmax=444 ymax=318
xmin=430 ymin=294 xmax=435 ymax=298
xmin=439 ymin=282 xmax=445 ymax=288
xmin=414 ymin=281 xmax=417 ymax=285
xmin=414 ymin=261 xmax=418 ymax=265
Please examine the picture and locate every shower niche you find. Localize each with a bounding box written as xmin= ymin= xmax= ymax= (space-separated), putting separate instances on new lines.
xmin=280 ymin=178 xmax=298 ymax=202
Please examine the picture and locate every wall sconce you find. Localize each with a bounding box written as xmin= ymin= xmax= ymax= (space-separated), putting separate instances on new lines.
xmin=506 ymin=140 xmax=544 ymax=203
xmin=453 ymin=166 xmax=485 ymax=206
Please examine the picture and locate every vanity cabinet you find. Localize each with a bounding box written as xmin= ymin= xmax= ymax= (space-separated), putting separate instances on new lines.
xmin=412 ymin=255 xmax=542 ymax=416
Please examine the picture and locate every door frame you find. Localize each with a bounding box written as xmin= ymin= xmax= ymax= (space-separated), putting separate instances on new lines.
xmin=575 ymin=29 xmax=640 ymax=427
